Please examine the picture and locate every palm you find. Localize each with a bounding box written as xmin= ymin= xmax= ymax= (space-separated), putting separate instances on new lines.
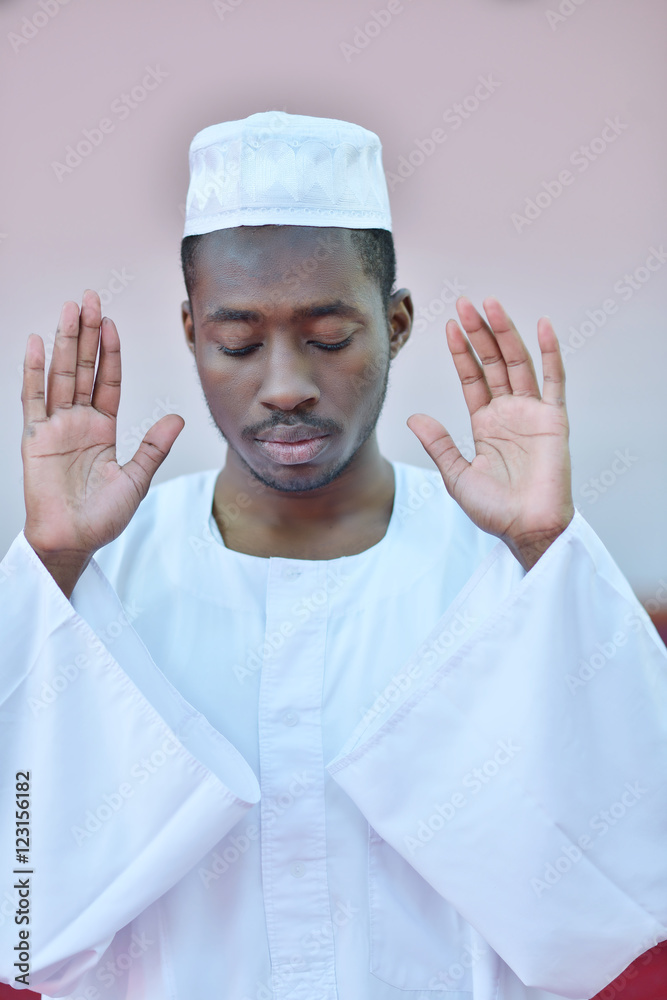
xmin=21 ymin=291 xmax=184 ymax=559
xmin=408 ymin=297 xmax=574 ymax=570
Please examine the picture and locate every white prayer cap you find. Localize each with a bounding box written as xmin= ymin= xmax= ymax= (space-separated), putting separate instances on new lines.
xmin=183 ymin=111 xmax=392 ymax=237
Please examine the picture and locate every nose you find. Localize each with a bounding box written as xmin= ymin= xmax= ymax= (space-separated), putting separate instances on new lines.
xmin=258 ymin=342 xmax=320 ymax=412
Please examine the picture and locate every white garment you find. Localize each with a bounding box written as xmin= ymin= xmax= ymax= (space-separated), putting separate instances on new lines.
xmin=0 ymin=461 xmax=665 ymax=1000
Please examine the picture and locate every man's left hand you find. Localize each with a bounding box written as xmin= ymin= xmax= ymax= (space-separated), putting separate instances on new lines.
xmin=408 ymin=296 xmax=574 ymax=572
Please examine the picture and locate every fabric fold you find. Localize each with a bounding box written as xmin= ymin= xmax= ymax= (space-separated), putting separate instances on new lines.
xmin=0 ymin=532 xmax=260 ymax=996
xmin=327 ymin=512 xmax=667 ymax=999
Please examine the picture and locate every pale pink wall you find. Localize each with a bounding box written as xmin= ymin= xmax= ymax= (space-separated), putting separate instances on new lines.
xmin=1 ymin=0 xmax=665 ymax=597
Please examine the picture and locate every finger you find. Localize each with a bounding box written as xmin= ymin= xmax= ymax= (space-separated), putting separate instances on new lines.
xmin=73 ymin=289 xmax=102 ymax=405
xmin=480 ymin=297 xmax=541 ymax=398
xmin=91 ymin=317 xmax=122 ymax=418
xmin=445 ymin=319 xmax=492 ymax=415
xmin=121 ymin=414 xmax=186 ymax=498
xmin=537 ymin=316 xmax=567 ymax=406
xmin=407 ymin=413 xmax=470 ymax=494
xmin=46 ymin=301 xmax=81 ymax=414
xmin=455 ymin=297 xmax=512 ymax=397
xmin=21 ymin=334 xmax=47 ymax=430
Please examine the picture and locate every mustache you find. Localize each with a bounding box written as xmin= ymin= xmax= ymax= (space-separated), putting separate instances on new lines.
xmin=243 ymin=413 xmax=343 ymax=439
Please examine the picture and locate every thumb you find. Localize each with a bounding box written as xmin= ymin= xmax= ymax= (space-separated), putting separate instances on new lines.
xmin=121 ymin=413 xmax=185 ymax=498
xmin=407 ymin=413 xmax=470 ymax=493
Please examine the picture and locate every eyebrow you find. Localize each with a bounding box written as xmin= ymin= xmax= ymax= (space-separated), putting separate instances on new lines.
xmin=203 ymin=306 xmax=263 ymax=324
xmin=292 ymin=301 xmax=365 ymax=322
xmin=202 ymin=300 xmax=365 ymax=325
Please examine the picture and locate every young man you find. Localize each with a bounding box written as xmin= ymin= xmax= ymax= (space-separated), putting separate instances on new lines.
xmin=1 ymin=112 xmax=666 ymax=1000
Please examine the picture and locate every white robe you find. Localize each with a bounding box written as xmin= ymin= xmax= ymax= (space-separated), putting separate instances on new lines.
xmin=0 ymin=460 xmax=665 ymax=1000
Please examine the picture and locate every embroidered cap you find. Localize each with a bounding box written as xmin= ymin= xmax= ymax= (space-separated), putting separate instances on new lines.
xmin=183 ymin=111 xmax=392 ymax=237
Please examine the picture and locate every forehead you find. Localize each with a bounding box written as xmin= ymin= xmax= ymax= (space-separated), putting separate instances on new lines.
xmin=191 ymin=225 xmax=370 ymax=302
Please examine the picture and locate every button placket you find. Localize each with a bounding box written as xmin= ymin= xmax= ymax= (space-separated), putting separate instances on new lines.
xmin=258 ymin=560 xmax=338 ymax=999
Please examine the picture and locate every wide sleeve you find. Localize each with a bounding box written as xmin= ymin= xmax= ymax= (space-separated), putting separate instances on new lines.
xmin=0 ymin=531 xmax=260 ymax=997
xmin=326 ymin=510 xmax=667 ymax=1000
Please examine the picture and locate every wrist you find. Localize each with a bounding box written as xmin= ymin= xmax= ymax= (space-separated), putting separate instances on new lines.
xmin=23 ymin=533 xmax=93 ymax=599
xmin=502 ymin=510 xmax=575 ymax=572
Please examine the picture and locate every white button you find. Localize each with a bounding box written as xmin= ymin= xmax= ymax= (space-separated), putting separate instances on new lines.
xmin=290 ymin=861 xmax=306 ymax=878
xmin=282 ymin=711 xmax=299 ymax=727
xmin=284 ymin=567 xmax=301 ymax=580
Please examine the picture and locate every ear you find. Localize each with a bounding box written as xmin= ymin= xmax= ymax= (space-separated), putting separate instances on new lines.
xmin=387 ymin=288 xmax=413 ymax=360
xmin=182 ymin=300 xmax=195 ymax=355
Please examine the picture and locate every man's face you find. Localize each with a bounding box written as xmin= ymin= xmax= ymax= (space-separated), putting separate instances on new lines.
xmin=182 ymin=226 xmax=412 ymax=492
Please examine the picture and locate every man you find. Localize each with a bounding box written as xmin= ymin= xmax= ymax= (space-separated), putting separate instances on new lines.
xmin=1 ymin=112 xmax=665 ymax=1000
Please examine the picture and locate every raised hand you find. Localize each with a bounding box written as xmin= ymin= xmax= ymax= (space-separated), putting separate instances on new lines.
xmin=407 ymin=296 xmax=574 ymax=571
xmin=21 ymin=290 xmax=185 ymax=597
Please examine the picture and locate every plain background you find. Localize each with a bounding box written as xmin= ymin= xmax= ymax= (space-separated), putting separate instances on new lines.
xmin=0 ymin=0 xmax=665 ymax=600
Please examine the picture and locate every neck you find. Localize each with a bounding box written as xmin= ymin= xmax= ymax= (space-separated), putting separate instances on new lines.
xmin=213 ymin=435 xmax=395 ymax=559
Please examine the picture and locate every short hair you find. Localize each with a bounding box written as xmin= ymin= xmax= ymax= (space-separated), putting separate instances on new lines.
xmin=180 ymin=227 xmax=396 ymax=309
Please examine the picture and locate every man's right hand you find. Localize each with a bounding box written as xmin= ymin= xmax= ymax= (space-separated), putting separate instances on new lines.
xmin=21 ymin=290 xmax=185 ymax=599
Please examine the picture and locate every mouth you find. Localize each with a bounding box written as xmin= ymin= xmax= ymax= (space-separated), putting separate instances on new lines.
xmin=254 ymin=426 xmax=331 ymax=465
xmin=256 ymin=437 xmax=329 ymax=465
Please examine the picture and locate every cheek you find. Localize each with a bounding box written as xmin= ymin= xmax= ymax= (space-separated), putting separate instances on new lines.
xmin=196 ymin=357 xmax=255 ymax=421
xmin=329 ymin=350 xmax=389 ymax=408
xmin=197 ymin=341 xmax=245 ymax=383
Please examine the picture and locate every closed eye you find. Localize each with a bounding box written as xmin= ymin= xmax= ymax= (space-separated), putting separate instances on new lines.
xmin=217 ymin=336 xmax=353 ymax=356
xmin=311 ymin=336 xmax=353 ymax=351
xmin=217 ymin=344 xmax=259 ymax=356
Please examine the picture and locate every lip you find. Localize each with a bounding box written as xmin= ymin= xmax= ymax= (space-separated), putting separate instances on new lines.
xmin=255 ymin=434 xmax=330 ymax=465
xmin=254 ymin=424 xmax=330 ymax=444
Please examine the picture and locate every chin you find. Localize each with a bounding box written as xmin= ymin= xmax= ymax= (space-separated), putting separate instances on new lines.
xmin=250 ymin=463 xmax=343 ymax=494
xmin=239 ymin=447 xmax=355 ymax=494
